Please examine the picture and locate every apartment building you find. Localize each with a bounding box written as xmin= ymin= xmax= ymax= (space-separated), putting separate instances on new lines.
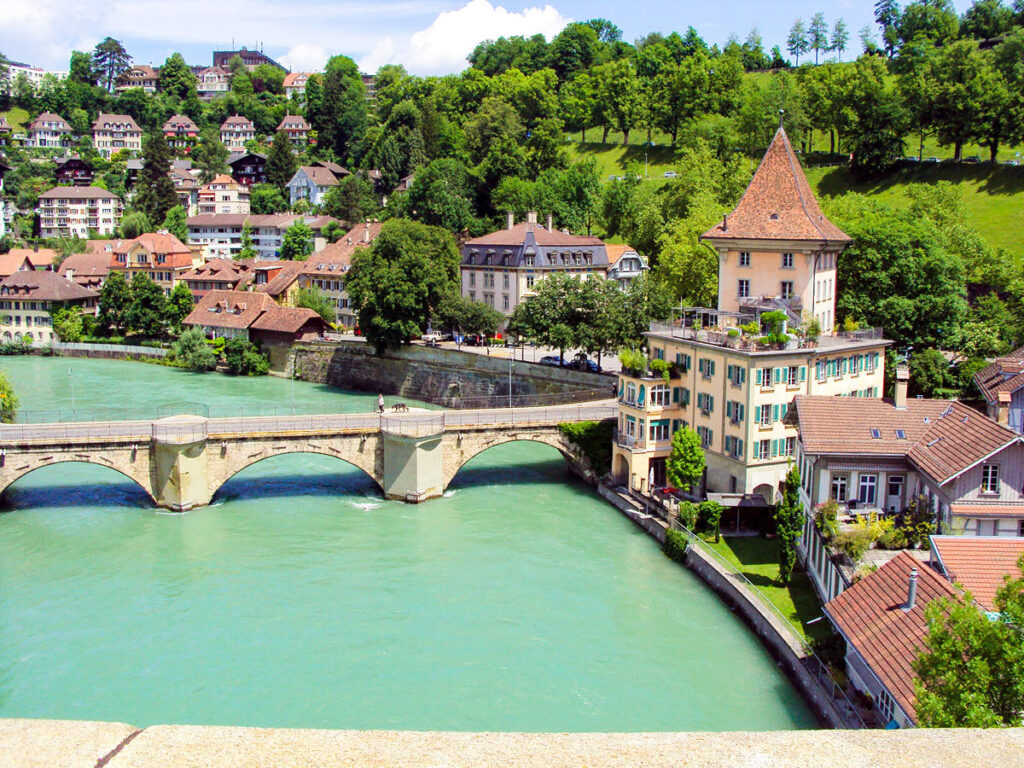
xmin=0 ymin=271 xmax=98 ymax=344
xmin=221 ymin=116 xmax=256 ymax=153
xmin=92 ymin=113 xmax=142 ymax=158
xmin=115 ymin=65 xmax=158 ymax=93
xmin=197 ymin=174 xmax=250 ymax=215
xmin=276 ymin=115 xmax=310 ymax=149
xmin=186 ymin=214 xmax=337 ymax=259
xmin=37 ymin=186 xmax=122 ymax=237
xmin=110 ymin=232 xmax=198 ymax=295
xmin=460 ymin=211 xmax=609 ymax=316
xmin=605 ymin=244 xmax=648 ymax=290
xmin=286 ymin=165 xmax=340 ymax=207
xmin=25 ymin=112 xmax=71 ymax=149
xmin=162 ymin=114 xmax=200 ymax=153
xmin=197 ymin=66 xmax=230 ymax=100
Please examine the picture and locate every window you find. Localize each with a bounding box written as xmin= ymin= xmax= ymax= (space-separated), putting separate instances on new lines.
xmin=982 ymin=464 xmax=999 ymax=494
xmin=782 ymin=252 xmax=794 ymax=269
xmin=724 ymin=436 xmax=745 ymax=459
xmin=626 ymin=382 xmax=637 ymax=405
xmin=726 ymin=401 xmax=744 ymax=423
xmin=757 ymin=440 xmax=771 ymax=460
xmin=877 ymin=689 xmax=897 ymax=726
xmin=726 ymin=364 xmax=746 ymax=387
xmin=650 ymin=420 xmax=670 ymax=442
xmin=831 ymin=475 xmax=848 ymax=502
xmin=781 ymin=281 xmax=794 ymax=300
xmin=870 ymin=428 xmax=881 ymax=439
xmin=698 ymin=358 xmax=715 ymax=379
xmin=469 ymin=272 xmax=475 ymax=287
xmin=785 ymin=436 xmax=795 ymax=456
xmin=650 ymin=385 xmax=670 ymax=407
xmin=675 ymin=353 xmax=691 ymax=372
xmin=697 ymin=426 xmax=713 ymax=448
xmin=503 ymin=273 xmax=509 ymax=289
xmin=652 ymin=347 xmax=665 ymax=360
xmin=526 ymin=276 xmax=535 ymax=289
xmin=672 ymin=387 xmax=690 ymax=406
xmin=697 ymin=392 xmax=714 ymax=413
xmin=858 ymin=474 xmax=878 ymax=506
xmin=787 ymin=366 xmax=800 ymax=386
xmin=739 ymin=251 xmax=750 ymax=267
xmin=503 ymin=295 xmax=509 ymax=310
xmin=754 ymin=404 xmax=772 ymax=426
xmin=738 ymin=279 xmax=750 ymax=298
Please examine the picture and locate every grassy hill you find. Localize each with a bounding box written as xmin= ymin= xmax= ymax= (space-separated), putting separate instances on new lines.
xmin=1 ymin=107 xmax=29 ymax=132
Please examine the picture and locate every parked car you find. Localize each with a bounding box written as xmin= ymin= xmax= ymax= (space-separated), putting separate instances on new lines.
xmin=573 ymin=358 xmax=600 ymax=373
xmin=539 ymin=354 xmax=566 ymax=367
xmin=663 ymin=171 xmax=678 ymax=178
xmin=923 ymin=156 xmax=941 ymax=163
xmin=964 ymin=155 xmax=981 ymax=164
xmin=902 ymin=156 xmax=919 ymax=163
xmin=1003 ymin=160 xmax=1019 ymax=166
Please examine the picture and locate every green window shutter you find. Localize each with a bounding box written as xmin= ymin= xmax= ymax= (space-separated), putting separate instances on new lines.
xmin=771 ymin=439 xmax=778 ymax=458
xmin=738 ymin=439 xmax=744 ymax=455
xmin=740 ymin=367 xmax=746 ymax=384
xmin=815 ymin=362 xmax=822 ymax=380
xmin=800 ymin=366 xmax=806 ymax=382
xmin=727 ymin=364 xmax=734 ymax=380
xmin=773 ymin=367 xmax=780 ymax=384
xmin=726 ymin=401 xmax=732 ymax=418
xmin=709 ymin=396 xmax=714 ymax=412
xmin=738 ymin=404 xmax=745 ymax=422
xmin=710 ymin=361 xmax=715 ymax=376
xmin=754 ymin=405 xmax=761 ymax=423
xmin=638 ymin=385 xmax=646 ymax=403
xmin=772 ymin=403 xmax=780 ymax=421
xmin=684 ymin=388 xmax=690 ymax=405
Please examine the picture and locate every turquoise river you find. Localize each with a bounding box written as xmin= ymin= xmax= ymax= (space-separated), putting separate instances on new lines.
xmin=0 ymin=356 xmax=815 ymax=731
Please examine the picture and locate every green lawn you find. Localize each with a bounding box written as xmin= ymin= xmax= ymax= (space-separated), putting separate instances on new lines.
xmin=704 ymin=535 xmax=831 ymax=645
xmin=567 ymin=140 xmax=678 ymax=180
xmin=1 ymin=106 xmax=29 ymax=132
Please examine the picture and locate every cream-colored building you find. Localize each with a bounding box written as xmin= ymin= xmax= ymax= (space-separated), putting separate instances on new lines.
xmin=0 ymin=271 xmax=98 ymax=344
xmin=37 ymin=186 xmax=122 ymax=238
xmin=92 ymin=113 xmax=142 ymax=158
xmin=221 ymin=115 xmax=256 ymax=153
xmin=197 ymin=174 xmax=251 ymax=215
xmin=612 ymin=124 xmax=891 ymax=503
xmin=460 ymin=211 xmax=608 ymax=316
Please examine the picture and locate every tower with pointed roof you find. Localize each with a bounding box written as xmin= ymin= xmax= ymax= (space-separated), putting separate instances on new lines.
xmin=701 ymin=126 xmax=850 ymax=333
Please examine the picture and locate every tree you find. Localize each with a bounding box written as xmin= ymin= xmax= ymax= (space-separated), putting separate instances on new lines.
xmin=666 ymin=426 xmax=705 ymax=494
xmin=312 ymin=55 xmax=367 ymax=162
xmin=909 ymin=348 xmax=951 ymax=397
xmin=345 ymin=219 xmax=461 ymax=352
xmin=775 ymin=464 xmax=804 ymax=585
xmin=435 ymin=294 xmax=504 ymax=340
xmin=223 ymin=338 xmax=269 ymax=375
xmin=295 ymin=286 xmax=337 ymax=324
xmin=266 ymin=131 xmax=297 ymax=192
xmin=875 ymin=0 xmax=902 ymax=57
xmin=69 ymin=51 xmax=97 ymax=87
xmin=97 ymin=271 xmax=132 ymax=335
xmin=250 ymin=183 xmax=288 ymax=214
xmin=406 ymin=158 xmax=477 ymax=233
xmin=92 ymin=37 xmax=131 ymax=92
xmin=192 ymin=128 xmax=229 ymax=183
xmin=0 ymin=371 xmax=18 ymax=423
xmin=279 ymin=221 xmax=314 ymax=261
xmin=238 ymin=222 xmax=258 ymax=260
xmin=845 ymin=56 xmax=907 ymax=177
xmin=119 ymin=210 xmax=152 ymax=239
xmin=322 ymin=173 xmax=378 ymax=224
xmin=549 ymin=22 xmax=600 ymax=80
xmin=913 ymin=560 xmax=1024 ymax=727
xmin=135 ymin=132 xmax=178 ymax=224
xmin=787 ymin=19 xmax=809 ymax=65
xmin=166 ymin=281 xmax=195 ymax=334
xmin=830 ymin=19 xmax=850 ymax=60
xmin=171 ymin=328 xmax=217 ymax=371
xmin=158 ymin=52 xmax=196 ymax=100
xmin=808 ymin=13 xmax=829 ymax=64
xmin=593 ymin=59 xmax=643 ymax=145
xmin=962 ymin=0 xmax=1015 ymax=39
xmin=899 ymin=0 xmax=960 ymax=46
xmin=51 ymin=306 xmax=84 ymax=342
xmin=161 ymin=205 xmax=188 ymax=243
xmin=127 ymin=273 xmax=168 ymax=337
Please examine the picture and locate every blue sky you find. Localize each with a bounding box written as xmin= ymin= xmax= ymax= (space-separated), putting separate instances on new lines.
xmin=2 ymin=0 xmax=976 ymax=75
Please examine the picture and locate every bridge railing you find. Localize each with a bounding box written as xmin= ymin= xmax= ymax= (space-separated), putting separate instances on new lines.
xmin=0 ymin=420 xmax=154 ymax=442
xmin=381 ymin=414 xmax=446 ymax=438
xmin=151 ymin=419 xmax=209 ymax=445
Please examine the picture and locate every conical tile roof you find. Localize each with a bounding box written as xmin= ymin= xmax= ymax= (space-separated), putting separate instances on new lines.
xmin=702 ymin=126 xmax=850 ymax=244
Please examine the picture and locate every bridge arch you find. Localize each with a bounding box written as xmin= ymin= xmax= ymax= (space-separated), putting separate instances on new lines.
xmin=442 ymin=430 xmax=577 ymax=491
xmin=210 ymin=445 xmax=383 ymax=502
xmin=0 ymin=457 xmax=156 ymax=506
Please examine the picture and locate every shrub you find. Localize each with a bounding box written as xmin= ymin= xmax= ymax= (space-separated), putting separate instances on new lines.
xmin=649 ymin=357 xmax=670 ymax=384
xmin=663 ymin=528 xmax=689 ymax=564
xmin=677 ymin=501 xmax=698 ymax=530
xmin=224 ymin=338 xmax=269 ymax=376
xmin=877 ymin=526 xmax=909 ymax=550
xmin=171 ymin=329 xmax=217 ymax=372
xmin=834 ymin=528 xmax=873 ymax=563
xmin=557 ymin=420 xmax=613 ymax=475
xmin=618 ymin=348 xmax=648 ymax=375
xmin=814 ymin=499 xmax=840 ymax=541
xmin=697 ymin=500 xmax=723 ymax=541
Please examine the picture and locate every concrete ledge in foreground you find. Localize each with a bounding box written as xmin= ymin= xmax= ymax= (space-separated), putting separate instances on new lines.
xmin=3 ymin=720 xmax=1023 ymax=768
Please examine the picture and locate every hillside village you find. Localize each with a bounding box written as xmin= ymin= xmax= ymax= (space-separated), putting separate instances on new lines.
xmin=2 ymin=1 xmax=1024 ymax=739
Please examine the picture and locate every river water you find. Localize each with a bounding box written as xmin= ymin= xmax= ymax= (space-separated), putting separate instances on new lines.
xmin=0 ymin=357 xmax=814 ymax=731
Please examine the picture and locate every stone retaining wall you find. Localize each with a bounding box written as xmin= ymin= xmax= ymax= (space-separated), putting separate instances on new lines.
xmin=290 ymin=342 xmax=611 ymax=405
xmin=1 ymin=718 xmax=1018 ymax=767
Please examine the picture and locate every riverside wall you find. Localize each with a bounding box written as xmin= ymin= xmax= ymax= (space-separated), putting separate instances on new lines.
xmin=290 ymin=341 xmax=612 ymax=405
xmin=1 ymin=718 xmax=1019 ymax=767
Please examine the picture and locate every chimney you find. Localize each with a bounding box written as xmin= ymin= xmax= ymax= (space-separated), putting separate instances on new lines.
xmin=722 ymin=214 xmax=728 ymax=232
xmin=902 ymin=569 xmax=918 ymax=612
xmin=526 ymin=210 xmax=538 ymax=225
xmin=364 ymin=221 xmax=370 ymax=243
xmin=506 ymin=211 xmax=514 ymax=230
xmin=895 ymin=365 xmax=909 ymax=410
xmin=546 ymin=213 xmax=553 ymax=231
xmin=997 ymin=392 xmax=1011 ymax=425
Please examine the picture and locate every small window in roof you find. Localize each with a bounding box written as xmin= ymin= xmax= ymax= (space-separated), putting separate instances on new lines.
xmin=770 ymin=213 xmax=779 ymax=220
xmin=895 ymin=429 xmax=907 ymax=439
xmin=870 ymin=428 xmax=881 ymax=439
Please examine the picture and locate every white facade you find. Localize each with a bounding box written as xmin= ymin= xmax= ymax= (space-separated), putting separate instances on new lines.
xmin=37 ymin=190 xmax=122 ymax=238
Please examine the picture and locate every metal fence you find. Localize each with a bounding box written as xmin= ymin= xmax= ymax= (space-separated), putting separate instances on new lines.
xmin=18 ymin=401 xmax=211 ymax=424
xmin=50 ymin=342 xmax=168 ymax=357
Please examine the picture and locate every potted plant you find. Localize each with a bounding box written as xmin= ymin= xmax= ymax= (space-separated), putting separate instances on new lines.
xmin=726 ymin=328 xmax=741 ymax=349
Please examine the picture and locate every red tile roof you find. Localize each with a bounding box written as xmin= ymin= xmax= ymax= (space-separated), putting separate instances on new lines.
xmin=58 ymin=251 xmax=111 ymax=285
xmin=38 ymin=186 xmax=119 ymax=200
xmin=112 ymin=233 xmax=193 ymax=269
xmin=28 ymin=112 xmax=70 ymax=130
xmin=0 ymin=251 xmax=35 ymax=278
xmin=92 ymin=113 xmax=141 ymax=132
xmin=931 ymin=536 xmax=1024 ymax=611
xmin=605 ymin=243 xmax=639 ymax=266
xmin=295 ymin=165 xmax=340 ymax=187
xmin=183 ymin=290 xmax=277 ymax=330
xmin=701 ymin=126 xmax=850 ymax=244
xmin=163 ymin=114 xmax=199 ymax=133
xmin=825 ymin=552 xmax=955 ymax=723
xmin=179 ymin=258 xmax=253 ymax=287
xmin=949 ymin=503 xmax=1024 ymax=518
xmin=250 ymin=306 xmax=324 ymax=334
xmin=465 ymin=221 xmax=604 ymax=248
xmin=222 ymin=115 xmax=254 ymax=129
xmin=277 ymin=115 xmax=310 ymax=131
xmin=973 ymin=347 xmax=1024 ymax=403
xmin=0 ymin=270 xmax=98 ymax=301
xmin=906 ymin=401 xmax=1020 ymax=484
xmin=254 ymin=261 xmax=305 ymax=297
xmin=5 ymin=248 xmax=57 ymax=269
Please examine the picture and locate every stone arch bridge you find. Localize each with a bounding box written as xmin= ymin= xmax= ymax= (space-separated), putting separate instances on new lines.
xmin=0 ymin=404 xmax=615 ymax=511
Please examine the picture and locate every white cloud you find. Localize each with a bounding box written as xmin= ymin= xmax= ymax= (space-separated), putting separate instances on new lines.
xmin=360 ymin=0 xmax=572 ymax=75
xmin=279 ymin=44 xmax=331 ymax=73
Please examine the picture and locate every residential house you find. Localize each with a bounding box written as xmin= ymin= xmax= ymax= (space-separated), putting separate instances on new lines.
xmin=605 ymin=244 xmax=649 ymax=290
xmin=110 ymin=232 xmax=198 ymax=295
xmin=54 ymin=156 xmax=94 ymax=187
xmin=37 ymin=186 xmax=122 ymax=237
xmin=0 ymin=270 xmax=99 ymax=343
xmin=26 ymin=112 xmax=71 ymax=149
xmin=221 ymin=116 xmax=256 ymax=153
xmin=197 ymin=174 xmax=250 ymax=215
xmin=183 ymin=289 xmax=278 ymax=340
xmin=196 ymin=66 xmax=231 ymax=100
xmin=170 ymin=166 xmax=200 ymax=213
xmin=286 ymin=165 xmax=340 ymax=207
xmin=277 ymin=115 xmax=310 ymax=149
xmin=249 ymin=306 xmax=328 ymax=369
xmin=361 ymin=73 xmax=376 ymax=100
xmin=461 ymin=211 xmax=609 ymax=316
xmin=5 ymin=248 xmax=58 ymax=271
xmin=58 ymin=250 xmax=111 ymax=291
xmin=162 ymin=114 xmax=199 ymax=153
xmin=92 ymin=113 xmax=142 ymax=158
xmin=0 ymin=158 xmax=7 ymax=239
xmin=115 ymin=65 xmax=159 ymax=93
xmin=824 ymin=552 xmax=955 ymax=728
xmin=0 ymin=251 xmax=34 ymax=280
xmin=178 ymin=258 xmax=254 ymax=300
xmin=227 ymin=152 xmax=267 ymax=187
xmin=612 ymin=127 xmax=889 ymax=503
xmin=974 ymin=346 xmax=1024 ymax=433
xmin=0 ymin=116 xmax=12 ymax=145
xmin=283 ymin=72 xmax=311 ymax=99
xmin=929 ymin=535 xmax=1024 ymax=612
xmin=701 ymin=125 xmax=849 ymax=333
xmin=3 ymin=62 xmax=67 ymax=95
xmin=186 ymin=214 xmax=339 ymax=260
xmin=212 ymin=49 xmax=286 ymax=72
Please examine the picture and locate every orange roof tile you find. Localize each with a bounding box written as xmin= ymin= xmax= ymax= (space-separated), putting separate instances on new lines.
xmin=906 ymin=401 xmax=1020 ymax=484
xmin=183 ymin=290 xmax=276 ymax=330
xmin=701 ymin=126 xmax=850 ymax=244
xmin=825 ymin=552 xmax=955 ymax=723
xmin=465 ymin=220 xmax=604 ymax=248
xmin=250 ymin=306 xmax=325 ymax=334
xmin=931 ymin=536 xmax=1024 ymax=611
xmin=792 ymin=396 xmax=949 ymax=457
xmin=973 ymin=347 xmax=1024 ymax=403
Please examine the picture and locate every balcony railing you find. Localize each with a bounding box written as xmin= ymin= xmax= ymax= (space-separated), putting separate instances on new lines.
xmin=648 ymin=321 xmax=885 ymax=351
xmin=615 ymin=432 xmax=647 ymax=451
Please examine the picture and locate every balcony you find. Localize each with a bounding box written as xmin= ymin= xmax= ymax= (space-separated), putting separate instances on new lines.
xmin=615 ymin=432 xmax=647 ymax=451
xmin=648 ymin=320 xmax=885 ymax=352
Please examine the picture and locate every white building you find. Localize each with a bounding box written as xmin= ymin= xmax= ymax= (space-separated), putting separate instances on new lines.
xmin=37 ymin=186 xmax=122 ymax=238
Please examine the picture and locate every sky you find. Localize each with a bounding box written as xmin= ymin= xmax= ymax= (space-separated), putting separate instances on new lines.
xmin=0 ymin=0 xmax=978 ymax=76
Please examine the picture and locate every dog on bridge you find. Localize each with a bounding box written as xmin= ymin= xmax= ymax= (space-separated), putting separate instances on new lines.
xmin=391 ymin=403 xmax=410 ymax=413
